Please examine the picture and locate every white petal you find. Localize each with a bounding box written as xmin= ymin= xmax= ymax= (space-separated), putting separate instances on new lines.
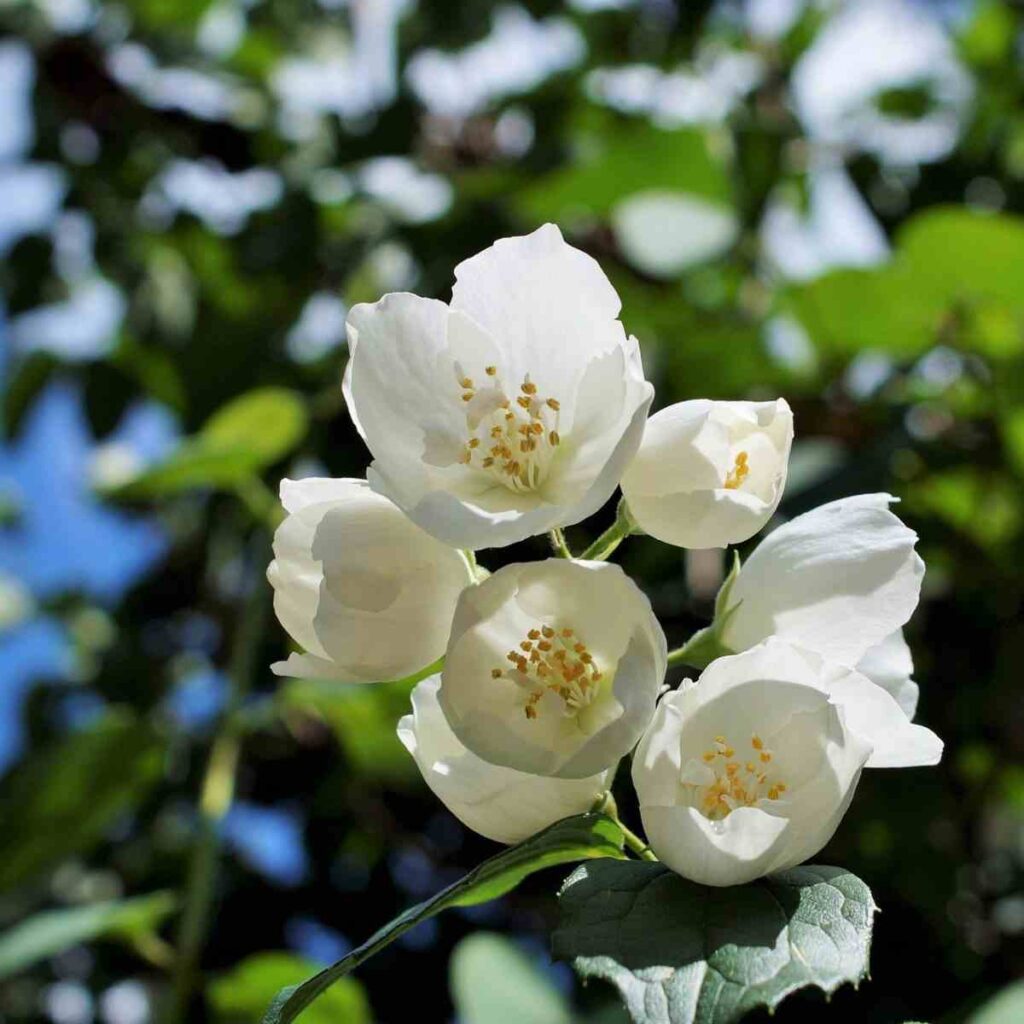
xmin=344 ymin=293 xmax=462 ymax=506
xmin=279 ymin=476 xmax=368 ymax=515
xmin=856 ymin=630 xmax=919 ymax=718
xmin=721 ymin=494 xmax=923 ymax=665
xmin=450 ymin=224 xmax=625 ymax=394
xmin=271 ymin=651 xmax=354 ymax=681
xmin=641 ymin=804 xmax=790 ymax=887
xmin=385 ymin=471 xmax=568 ymax=550
xmin=399 ymin=676 xmax=609 ymax=844
xmin=825 ymin=663 xmax=942 ymax=768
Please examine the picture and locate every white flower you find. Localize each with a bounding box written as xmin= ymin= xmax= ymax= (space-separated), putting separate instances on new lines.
xmin=438 ymin=559 xmax=666 ymax=779
xmin=343 ymin=224 xmax=654 ymax=549
xmin=621 ymin=399 xmax=793 ymax=549
xmin=719 ymin=494 xmax=924 ymax=670
xmin=267 ymin=477 xmax=472 ymax=683
xmin=633 ymin=639 xmax=942 ymax=886
xmin=398 ymin=675 xmax=610 ymax=844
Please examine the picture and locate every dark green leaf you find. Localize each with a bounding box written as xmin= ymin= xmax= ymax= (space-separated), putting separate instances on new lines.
xmin=262 ymin=813 xmax=626 ymax=1024
xmin=0 ymin=710 xmax=166 ymax=892
xmin=0 ymin=892 xmax=175 ymax=980
xmin=210 ymin=953 xmax=370 ymax=1024
xmin=553 ymin=860 xmax=876 ymax=1024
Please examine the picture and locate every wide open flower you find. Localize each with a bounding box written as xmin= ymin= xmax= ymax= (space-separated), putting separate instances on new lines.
xmin=719 ymin=493 xmax=924 ymax=671
xmin=633 ymin=639 xmax=942 ymax=886
xmin=398 ymin=675 xmax=610 ymax=844
xmin=344 ymin=225 xmax=654 ymax=549
xmin=438 ymin=559 xmax=666 ymax=779
xmin=268 ymin=478 xmax=472 ymax=683
xmin=621 ymin=399 xmax=793 ymax=550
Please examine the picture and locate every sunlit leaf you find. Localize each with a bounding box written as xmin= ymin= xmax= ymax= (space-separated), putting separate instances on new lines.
xmin=210 ymin=953 xmax=370 ymax=1024
xmin=111 ymin=388 xmax=308 ymax=498
xmin=450 ymin=932 xmax=572 ymax=1024
xmin=966 ymin=980 xmax=1024 ymax=1023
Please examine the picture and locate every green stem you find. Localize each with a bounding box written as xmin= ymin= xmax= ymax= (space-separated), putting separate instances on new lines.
xmin=168 ymin=535 xmax=269 ymax=1022
xmin=595 ymin=792 xmax=657 ymax=862
xmin=579 ymin=499 xmax=638 ymax=562
xmin=666 ymin=625 xmax=730 ymax=671
xmin=549 ymin=528 xmax=572 ymax=559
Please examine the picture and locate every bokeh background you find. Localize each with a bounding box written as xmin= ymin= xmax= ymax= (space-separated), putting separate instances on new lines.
xmin=1 ymin=0 xmax=1023 ymax=1021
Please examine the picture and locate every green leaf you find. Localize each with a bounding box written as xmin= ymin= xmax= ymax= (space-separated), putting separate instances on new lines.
xmin=261 ymin=813 xmax=626 ymax=1024
xmin=112 ymin=388 xmax=308 ymax=498
xmin=897 ymin=207 xmax=1024 ymax=317
xmin=965 ymin=979 xmax=1024 ymax=1023
xmin=553 ymin=860 xmax=876 ymax=1024
xmin=0 ymin=710 xmax=166 ymax=892
xmin=0 ymin=892 xmax=175 ymax=980
xmin=785 ymin=265 xmax=940 ymax=358
xmin=450 ymin=932 xmax=572 ymax=1024
xmin=519 ymin=117 xmax=730 ymax=226
xmin=210 ymin=953 xmax=370 ymax=1024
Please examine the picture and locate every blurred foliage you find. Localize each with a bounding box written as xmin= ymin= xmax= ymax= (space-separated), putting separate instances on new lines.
xmin=0 ymin=0 xmax=1023 ymax=1021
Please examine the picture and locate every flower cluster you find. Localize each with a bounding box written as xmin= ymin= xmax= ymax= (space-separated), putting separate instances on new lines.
xmin=268 ymin=226 xmax=941 ymax=885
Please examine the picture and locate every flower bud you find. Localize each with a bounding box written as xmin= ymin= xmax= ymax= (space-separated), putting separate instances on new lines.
xmin=268 ymin=478 xmax=472 ymax=683
xmin=621 ymin=399 xmax=793 ymax=549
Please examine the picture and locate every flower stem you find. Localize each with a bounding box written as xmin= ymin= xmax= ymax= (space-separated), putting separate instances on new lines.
xmin=666 ymin=625 xmax=729 ymax=671
xmin=595 ymin=791 xmax=658 ymax=862
xmin=579 ymin=499 xmax=638 ymax=562
xmin=549 ymin=527 xmax=572 ymax=558
xmin=168 ymin=535 xmax=268 ymax=1022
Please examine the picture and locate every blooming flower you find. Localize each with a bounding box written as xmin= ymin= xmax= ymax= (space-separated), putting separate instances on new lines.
xmin=398 ymin=675 xmax=610 ymax=844
xmin=438 ymin=559 xmax=666 ymax=779
xmin=719 ymin=493 xmax=923 ymax=676
xmin=621 ymin=399 xmax=793 ymax=549
xmin=343 ymin=224 xmax=654 ymax=549
xmin=633 ymin=639 xmax=942 ymax=886
xmin=267 ymin=477 xmax=472 ymax=683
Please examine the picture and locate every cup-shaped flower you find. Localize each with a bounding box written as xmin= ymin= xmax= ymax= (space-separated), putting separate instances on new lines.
xmin=719 ymin=494 xmax=924 ymax=670
xmin=398 ymin=675 xmax=611 ymax=844
xmin=621 ymin=399 xmax=793 ymax=549
xmin=267 ymin=478 xmax=472 ymax=683
xmin=633 ymin=639 xmax=942 ymax=886
xmin=343 ymin=224 xmax=654 ymax=549
xmin=438 ymin=559 xmax=666 ymax=779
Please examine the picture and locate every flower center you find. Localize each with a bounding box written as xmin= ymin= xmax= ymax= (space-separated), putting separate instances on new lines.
xmin=456 ymin=366 xmax=562 ymax=493
xmin=693 ymin=733 xmax=787 ymax=820
xmin=723 ymin=450 xmax=749 ymax=490
xmin=491 ymin=624 xmax=603 ymax=720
